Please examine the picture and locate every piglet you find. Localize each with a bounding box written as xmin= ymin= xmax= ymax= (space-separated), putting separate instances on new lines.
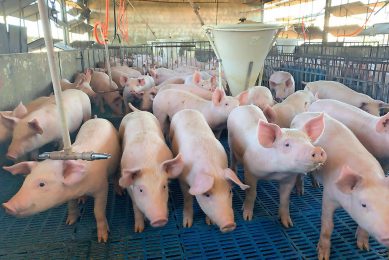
xmin=118 ymin=109 xmax=183 ymax=232
xmin=157 ymin=84 xmax=213 ymax=100
xmin=304 ymin=80 xmax=389 ymax=116
xmin=170 ymin=109 xmax=248 ymax=232
xmin=153 ymin=88 xmax=239 ymax=137
xmin=60 ymin=69 xmax=97 ymax=99
xmin=2 ymin=118 xmax=121 ymax=243
xmin=184 ymin=71 xmax=217 ymax=92
xmin=2 ymin=89 xmax=91 ymax=160
xmin=228 ymin=105 xmax=326 ymax=227
xmin=236 ymin=86 xmax=275 ymax=111
xmin=269 ymin=71 xmax=295 ymax=102
xmin=291 ymin=112 xmax=389 ymax=259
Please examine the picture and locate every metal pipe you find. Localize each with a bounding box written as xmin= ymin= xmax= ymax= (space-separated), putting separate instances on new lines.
xmin=203 ymin=28 xmax=223 ymax=90
xmin=37 ymin=0 xmax=72 ymax=154
xmin=38 ymin=151 xmax=111 ymax=161
xmin=99 ymin=26 xmax=113 ymax=88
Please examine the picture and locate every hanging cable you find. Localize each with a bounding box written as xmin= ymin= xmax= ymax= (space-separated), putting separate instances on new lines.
xmin=93 ymin=0 xmax=109 ymax=45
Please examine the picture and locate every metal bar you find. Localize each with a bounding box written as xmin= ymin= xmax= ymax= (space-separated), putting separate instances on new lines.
xmin=37 ymin=0 xmax=72 ymax=153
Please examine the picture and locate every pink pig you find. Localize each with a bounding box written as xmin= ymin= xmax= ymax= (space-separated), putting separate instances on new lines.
xmin=170 ymin=109 xmax=249 ymax=232
xmin=291 ymin=112 xmax=389 ymax=259
xmin=2 ymin=89 xmax=91 ymax=160
xmin=60 ymin=69 xmax=97 ymax=99
xmin=2 ymin=118 xmax=121 ymax=243
xmin=228 ymin=105 xmax=326 ymax=227
xmin=157 ymin=84 xmax=213 ymax=100
xmin=269 ymin=71 xmax=295 ymax=102
xmin=236 ymin=86 xmax=275 ymax=111
xmin=118 ymin=110 xmax=184 ymax=232
xmin=184 ymin=71 xmax=217 ymax=92
xmin=153 ymin=88 xmax=239 ymax=137
xmin=304 ymin=80 xmax=389 ymax=116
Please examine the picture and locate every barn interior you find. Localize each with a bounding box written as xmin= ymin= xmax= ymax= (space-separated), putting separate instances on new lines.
xmin=0 ymin=0 xmax=388 ymax=259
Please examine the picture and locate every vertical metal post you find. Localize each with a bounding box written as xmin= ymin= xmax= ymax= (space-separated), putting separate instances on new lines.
xmin=323 ymin=0 xmax=332 ymax=43
xmin=37 ymin=0 xmax=72 ymax=153
xmin=60 ymin=0 xmax=69 ymax=45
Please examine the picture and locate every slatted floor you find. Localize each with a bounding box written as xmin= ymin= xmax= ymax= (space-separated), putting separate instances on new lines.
xmin=0 ymin=124 xmax=387 ymax=259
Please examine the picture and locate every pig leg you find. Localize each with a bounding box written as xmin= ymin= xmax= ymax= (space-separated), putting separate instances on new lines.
xmin=179 ymin=180 xmax=194 ymax=228
xmin=356 ymin=226 xmax=370 ymax=251
xmin=66 ymin=199 xmax=80 ymax=225
xmin=132 ymin=203 xmax=145 ymax=233
xmin=317 ymin=192 xmax=338 ymax=260
xmin=243 ymin=170 xmax=258 ymax=221
xmin=93 ymin=183 xmax=109 ymax=243
xmin=97 ymin=95 xmax=105 ymax=113
xmin=214 ymin=130 xmax=222 ymax=139
xmin=230 ymin=151 xmax=237 ymax=173
xmin=205 ymin=216 xmax=214 ymax=225
xmin=78 ymin=195 xmax=87 ymax=204
xmin=279 ymin=176 xmax=297 ymax=228
xmin=294 ymin=174 xmax=304 ymax=196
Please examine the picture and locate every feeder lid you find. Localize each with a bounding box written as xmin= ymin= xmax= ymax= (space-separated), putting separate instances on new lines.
xmin=203 ymin=23 xmax=283 ymax=32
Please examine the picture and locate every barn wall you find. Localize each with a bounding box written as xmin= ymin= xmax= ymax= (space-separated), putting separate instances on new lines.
xmin=90 ymin=1 xmax=260 ymax=45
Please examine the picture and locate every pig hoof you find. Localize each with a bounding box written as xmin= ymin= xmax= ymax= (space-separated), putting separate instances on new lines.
xmin=183 ymin=217 xmax=193 ymax=228
xmin=77 ymin=196 xmax=87 ymax=204
xmin=356 ymin=228 xmax=370 ymax=251
xmin=317 ymin=242 xmax=330 ymax=260
xmin=97 ymin=224 xmax=109 ymax=243
xmin=114 ymin=185 xmax=125 ymax=196
xmin=205 ymin=216 xmax=213 ymax=225
xmin=243 ymin=209 xmax=253 ymax=221
xmin=134 ymin=223 xmax=145 ymax=233
xmin=66 ymin=214 xmax=79 ymax=225
xmin=280 ymin=215 xmax=293 ymax=228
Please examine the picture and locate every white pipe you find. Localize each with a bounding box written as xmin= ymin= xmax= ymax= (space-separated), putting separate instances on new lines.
xmin=37 ymin=0 xmax=72 ymax=153
xmin=99 ymin=27 xmax=113 ymax=88
xmin=204 ymin=29 xmax=223 ymax=90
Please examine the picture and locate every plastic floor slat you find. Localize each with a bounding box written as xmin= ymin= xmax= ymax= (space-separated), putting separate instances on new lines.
xmin=0 ymin=129 xmax=388 ymax=259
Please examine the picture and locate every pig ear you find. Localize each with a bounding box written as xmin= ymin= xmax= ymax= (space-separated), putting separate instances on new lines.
xmin=3 ymin=161 xmax=37 ymax=175
xmin=12 ymin=102 xmax=28 ymax=118
xmin=336 ymin=165 xmax=363 ymax=194
xmin=285 ymin=78 xmax=294 ymax=88
xmin=62 ymin=160 xmax=87 ymax=186
xmin=359 ymin=102 xmax=368 ymax=112
xmin=303 ymin=113 xmax=325 ymax=143
xmin=257 ymin=120 xmax=282 ymax=148
xmin=0 ymin=113 xmax=19 ymax=129
xmin=223 ymin=168 xmax=249 ymax=190
xmin=237 ymin=90 xmax=249 ymax=105
xmin=119 ymin=168 xmax=141 ymax=187
xmin=189 ymin=174 xmax=214 ymax=195
xmin=119 ymin=76 xmax=129 ymax=86
xmin=376 ymin=112 xmax=389 ymax=133
xmin=28 ymin=119 xmax=43 ymax=135
xmin=149 ymin=68 xmax=157 ymax=78
xmin=210 ymin=75 xmax=217 ymax=87
xmin=139 ymin=78 xmax=146 ymax=86
xmin=212 ymin=88 xmax=225 ymax=106
xmin=161 ymin=154 xmax=184 ymax=178
xmin=269 ymin=80 xmax=276 ymax=88
xmin=193 ymin=71 xmax=201 ymax=84
xmin=263 ymin=105 xmax=277 ymax=123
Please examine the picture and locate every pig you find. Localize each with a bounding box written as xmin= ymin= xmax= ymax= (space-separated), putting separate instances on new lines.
xmin=118 ymin=110 xmax=184 ymax=232
xmin=184 ymin=71 xmax=217 ymax=92
xmin=227 ymin=105 xmax=326 ymax=227
xmin=291 ymin=112 xmax=389 ymax=259
xmin=111 ymin=65 xmax=142 ymax=78
xmin=90 ymin=70 xmax=123 ymax=115
xmin=309 ymin=99 xmax=389 ymax=163
xmin=269 ymin=71 xmax=295 ymax=102
xmin=156 ymin=84 xmax=213 ymax=100
xmin=157 ymin=76 xmax=186 ymax=87
xmin=2 ymin=118 xmax=121 ymax=243
xmin=121 ymin=75 xmax=157 ymax=113
xmin=149 ymin=67 xmax=181 ymax=85
xmin=169 ymin=109 xmax=249 ymax=232
xmin=1 ymin=89 xmax=91 ymax=160
xmin=263 ymin=90 xmax=316 ymax=128
xmin=152 ymin=88 xmax=239 ymax=137
xmin=0 ymin=103 xmax=29 ymax=144
xmin=236 ymin=86 xmax=275 ymax=110
xmin=60 ymin=69 xmax=97 ymax=99
xmin=304 ymin=80 xmax=389 ymax=116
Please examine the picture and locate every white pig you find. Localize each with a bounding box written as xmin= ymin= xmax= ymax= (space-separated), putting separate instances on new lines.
xmin=170 ymin=109 xmax=249 ymax=232
xmin=269 ymin=71 xmax=295 ymax=102
xmin=118 ymin=110 xmax=184 ymax=232
xmin=228 ymin=105 xmax=326 ymax=227
xmin=291 ymin=112 xmax=389 ymax=259
xmin=2 ymin=118 xmax=121 ymax=243
xmin=304 ymin=80 xmax=389 ymax=116
xmin=153 ymin=88 xmax=239 ymax=137
xmin=236 ymin=86 xmax=275 ymax=110
xmin=2 ymin=89 xmax=91 ymax=160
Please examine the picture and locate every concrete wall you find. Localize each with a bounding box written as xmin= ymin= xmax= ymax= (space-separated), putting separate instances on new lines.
xmin=89 ymin=1 xmax=261 ymax=45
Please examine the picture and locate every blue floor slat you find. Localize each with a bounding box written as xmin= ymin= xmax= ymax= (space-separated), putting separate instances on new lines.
xmin=0 ymin=125 xmax=388 ymax=259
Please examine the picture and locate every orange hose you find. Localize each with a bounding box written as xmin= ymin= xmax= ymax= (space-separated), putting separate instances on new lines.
xmin=94 ymin=0 xmax=110 ymax=44
xmin=301 ymin=16 xmax=307 ymax=41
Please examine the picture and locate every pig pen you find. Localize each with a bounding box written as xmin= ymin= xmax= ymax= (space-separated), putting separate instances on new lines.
xmin=0 ymin=42 xmax=389 ymax=259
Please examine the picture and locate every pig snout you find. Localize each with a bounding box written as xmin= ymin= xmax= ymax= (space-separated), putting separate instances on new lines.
xmin=275 ymin=97 xmax=283 ymax=103
xmin=2 ymin=202 xmax=18 ymax=215
xmin=150 ymin=218 xmax=168 ymax=227
xmin=220 ymin=222 xmax=236 ymax=233
xmin=311 ymin=147 xmax=327 ymax=164
xmin=379 ymin=237 xmax=389 ymax=247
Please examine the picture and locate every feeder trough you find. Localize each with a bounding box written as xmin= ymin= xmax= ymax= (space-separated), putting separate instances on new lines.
xmin=203 ymin=23 xmax=283 ymax=96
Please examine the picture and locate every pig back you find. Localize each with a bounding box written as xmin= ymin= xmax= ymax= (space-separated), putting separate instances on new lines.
xmin=119 ymin=111 xmax=163 ymax=140
xmin=72 ymin=118 xmax=121 ymax=177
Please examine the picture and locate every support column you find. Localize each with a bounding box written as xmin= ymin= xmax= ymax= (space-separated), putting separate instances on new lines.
xmin=60 ymin=0 xmax=69 ymax=44
xmin=323 ymin=0 xmax=332 ymax=43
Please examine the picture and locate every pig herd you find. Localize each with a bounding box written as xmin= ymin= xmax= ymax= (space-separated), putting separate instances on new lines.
xmin=1 ymin=65 xmax=389 ymax=260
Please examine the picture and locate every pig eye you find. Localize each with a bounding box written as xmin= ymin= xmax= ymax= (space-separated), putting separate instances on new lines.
xmin=204 ymin=193 xmax=210 ymax=198
xmin=225 ymin=103 xmax=228 ymax=106
xmin=139 ymin=188 xmax=143 ymax=193
xmin=361 ymin=203 xmax=367 ymax=208
xmin=285 ymin=143 xmax=290 ymax=147
xmin=163 ymin=185 xmax=166 ymax=189
xmin=39 ymin=182 xmax=46 ymax=187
